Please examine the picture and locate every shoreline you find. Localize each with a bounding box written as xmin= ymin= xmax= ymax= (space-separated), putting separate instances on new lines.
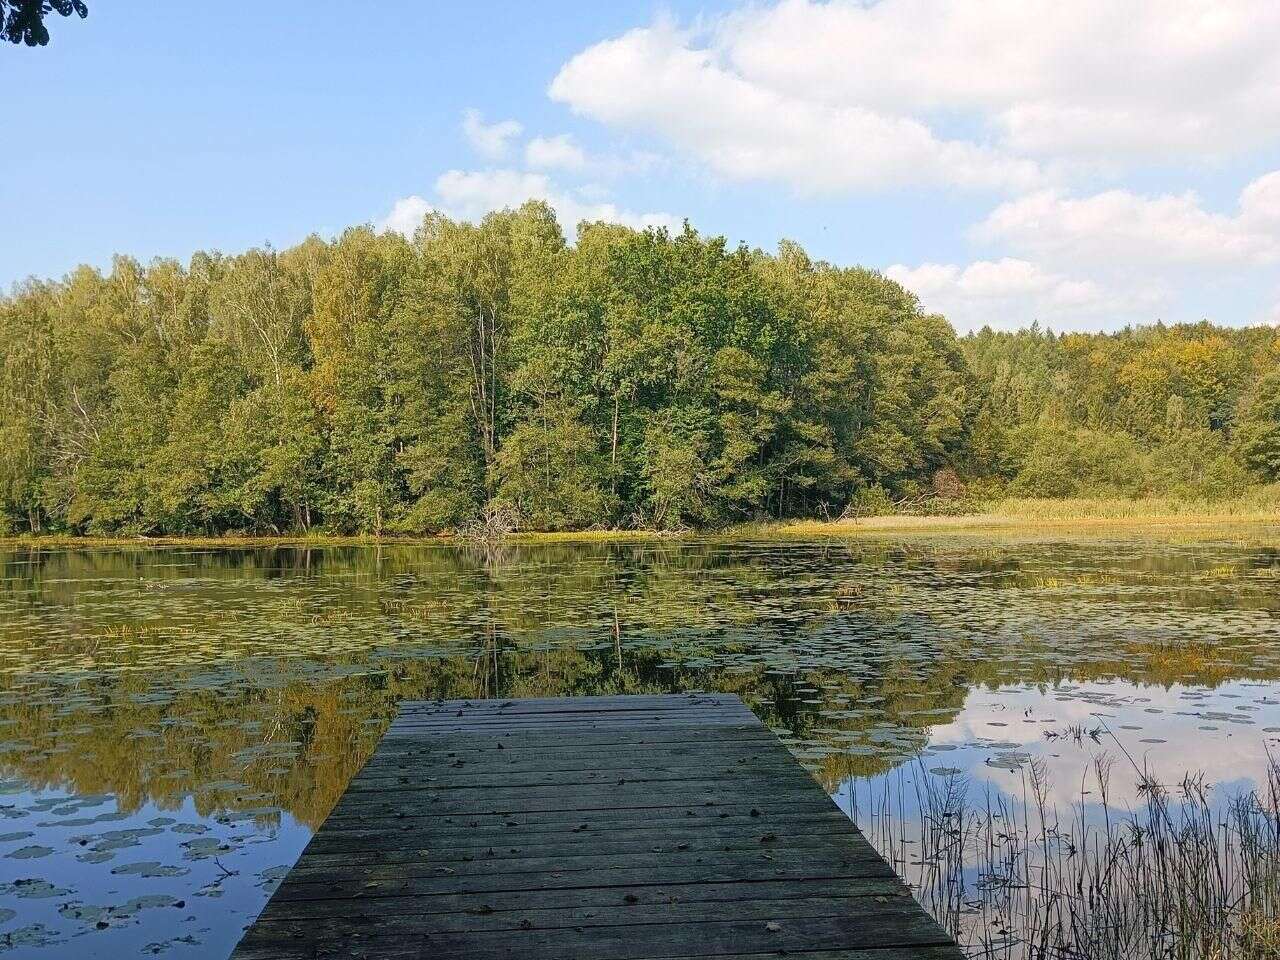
xmin=2 ymin=501 xmax=1278 ymax=550
xmin=772 ymin=512 xmax=1280 ymax=540
xmin=0 ymin=529 xmax=671 ymax=550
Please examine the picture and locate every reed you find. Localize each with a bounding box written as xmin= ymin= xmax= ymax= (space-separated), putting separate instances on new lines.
xmin=772 ymin=483 xmax=1280 ymax=537
xmin=844 ymin=753 xmax=1280 ymax=959
xmin=983 ymin=488 xmax=1280 ymax=521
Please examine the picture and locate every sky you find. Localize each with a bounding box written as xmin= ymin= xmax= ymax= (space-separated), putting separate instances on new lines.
xmin=4 ymin=0 xmax=1280 ymax=333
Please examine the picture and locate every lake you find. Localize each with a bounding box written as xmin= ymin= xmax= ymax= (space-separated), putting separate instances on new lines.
xmin=1 ymin=536 xmax=1279 ymax=957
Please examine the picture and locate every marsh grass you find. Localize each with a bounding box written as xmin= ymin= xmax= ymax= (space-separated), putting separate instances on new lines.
xmin=847 ymin=753 xmax=1280 ymax=959
xmin=982 ymin=489 xmax=1280 ymax=522
xmin=777 ymin=485 xmax=1280 ymax=537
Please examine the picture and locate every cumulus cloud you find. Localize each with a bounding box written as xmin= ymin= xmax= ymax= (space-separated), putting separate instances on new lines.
xmin=884 ymin=258 xmax=1164 ymax=332
xmin=429 ymin=7 xmax=1280 ymax=332
xmin=548 ymin=2 xmax=1280 ymax=196
xmin=437 ymin=169 xmax=676 ymax=231
xmin=379 ymin=169 xmax=676 ymax=237
xmin=1241 ymin=171 xmax=1280 ymax=229
xmin=718 ymin=0 xmax=1280 ymax=161
xmin=461 ymin=109 xmax=523 ymax=160
xmin=379 ymin=195 xmax=435 ymax=236
xmin=549 ymin=22 xmax=1040 ymax=194
xmin=893 ymin=169 xmax=1280 ymax=330
xmin=974 ymin=171 xmax=1280 ymax=269
xmin=525 ymin=134 xmax=588 ymax=172
xmin=535 ymin=3 xmax=1280 ymax=332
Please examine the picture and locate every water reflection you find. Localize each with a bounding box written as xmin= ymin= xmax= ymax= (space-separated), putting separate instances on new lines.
xmin=833 ymin=678 xmax=1280 ymax=956
xmin=0 ymin=785 xmax=305 ymax=956
xmin=834 ymin=678 xmax=1280 ymax=818
xmin=0 ymin=538 xmax=1278 ymax=956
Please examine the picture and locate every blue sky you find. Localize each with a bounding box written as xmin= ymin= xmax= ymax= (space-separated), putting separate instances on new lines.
xmin=5 ymin=0 xmax=1280 ymax=332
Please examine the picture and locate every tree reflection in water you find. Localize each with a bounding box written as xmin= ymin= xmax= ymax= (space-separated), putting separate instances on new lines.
xmin=0 ymin=538 xmax=1278 ymax=955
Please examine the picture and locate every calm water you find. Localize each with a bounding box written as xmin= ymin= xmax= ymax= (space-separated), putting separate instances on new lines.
xmin=1 ymin=537 xmax=1279 ymax=957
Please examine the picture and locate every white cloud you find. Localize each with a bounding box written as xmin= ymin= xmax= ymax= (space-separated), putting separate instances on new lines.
xmin=885 ymin=258 xmax=1163 ymax=332
xmin=525 ymin=134 xmax=588 ymax=172
xmin=548 ymin=2 xmax=1280 ymax=196
xmin=378 ymin=195 xmax=435 ymax=236
xmin=974 ymin=172 xmax=1280 ymax=269
xmin=426 ymin=8 xmax=1280 ymax=333
xmin=524 ymin=134 xmax=665 ymax=179
xmin=911 ymin=681 xmax=1278 ymax=813
xmin=461 ymin=109 xmax=523 ymax=160
xmin=436 ymin=169 xmax=676 ymax=232
xmin=1241 ymin=171 xmax=1280 ymax=229
xmin=900 ymin=169 xmax=1280 ymax=330
xmin=379 ymin=170 xmax=676 ymax=238
xmin=549 ymin=23 xmax=1040 ymax=194
xmin=718 ymin=0 xmax=1280 ymax=161
xmin=432 ymin=168 xmax=547 ymax=219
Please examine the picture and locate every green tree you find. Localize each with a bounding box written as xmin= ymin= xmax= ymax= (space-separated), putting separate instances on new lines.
xmin=495 ymin=395 xmax=612 ymax=531
xmin=221 ymin=371 xmax=327 ymax=533
xmin=308 ymin=228 xmax=407 ymax=534
xmin=148 ymin=343 xmax=249 ymax=533
xmin=1 ymin=206 xmax=1276 ymax=536
xmin=639 ymin=406 xmax=713 ymax=529
xmin=1237 ymin=373 xmax=1280 ymax=481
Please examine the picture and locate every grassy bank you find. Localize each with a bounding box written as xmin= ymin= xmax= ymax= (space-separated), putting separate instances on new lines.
xmin=0 ymin=532 xmax=449 ymax=550
xmin=1 ymin=490 xmax=1277 ymax=550
xmin=0 ymin=529 xmax=672 ymax=550
xmin=775 ymin=490 xmax=1280 ymax=539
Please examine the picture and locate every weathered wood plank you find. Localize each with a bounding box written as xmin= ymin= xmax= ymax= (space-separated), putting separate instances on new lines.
xmin=353 ymin=749 xmax=790 ymax=780
xmin=235 ymin=912 xmax=952 ymax=960
xmin=378 ymin=727 xmax=757 ymax=742
xmin=230 ymin=694 xmax=961 ymax=960
xmin=396 ymin=693 xmax=740 ymax=714
xmin=313 ymin=803 xmax=849 ymax=830
xmin=379 ymin=725 xmax=775 ymax=744
xmin=319 ymin=797 xmax=844 ymax=827
xmin=385 ymin=717 xmax=767 ymax=732
xmin=322 ymin=792 xmax=841 ymax=818
xmin=265 ymin=862 xmax=905 ymax=904
xmin=233 ymin=941 xmax=962 ymax=960
xmin=339 ymin=766 xmax=819 ymax=795
xmin=245 ymin=877 xmax=914 ymax=921
xmin=350 ymin=758 xmax=804 ymax=785
xmin=272 ymin=848 xmax=890 ymax=885
xmin=237 ymin=892 xmax=929 ymax=941
xmin=392 ymin=702 xmax=753 ymax=718
xmin=303 ymin=829 xmax=855 ymax=855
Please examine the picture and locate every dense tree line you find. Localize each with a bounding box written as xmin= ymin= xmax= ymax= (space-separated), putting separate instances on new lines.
xmin=1 ymin=203 xmax=1277 ymax=535
xmin=963 ymin=322 xmax=1280 ymax=501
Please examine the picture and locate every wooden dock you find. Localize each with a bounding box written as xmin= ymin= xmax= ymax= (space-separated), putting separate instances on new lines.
xmin=231 ymin=693 xmax=961 ymax=960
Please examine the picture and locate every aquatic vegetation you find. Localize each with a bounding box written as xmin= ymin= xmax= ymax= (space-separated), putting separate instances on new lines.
xmin=0 ymin=539 xmax=1276 ymax=956
xmin=847 ymin=755 xmax=1280 ymax=959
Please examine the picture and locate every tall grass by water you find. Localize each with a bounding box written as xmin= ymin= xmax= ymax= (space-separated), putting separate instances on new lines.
xmin=846 ymin=751 xmax=1280 ymax=959
xmin=981 ymin=487 xmax=1280 ymax=522
xmin=774 ymin=485 xmax=1280 ymax=539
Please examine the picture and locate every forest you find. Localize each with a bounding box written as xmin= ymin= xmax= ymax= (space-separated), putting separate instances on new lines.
xmin=1 ymin=201 xmax=1278 ymax=536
